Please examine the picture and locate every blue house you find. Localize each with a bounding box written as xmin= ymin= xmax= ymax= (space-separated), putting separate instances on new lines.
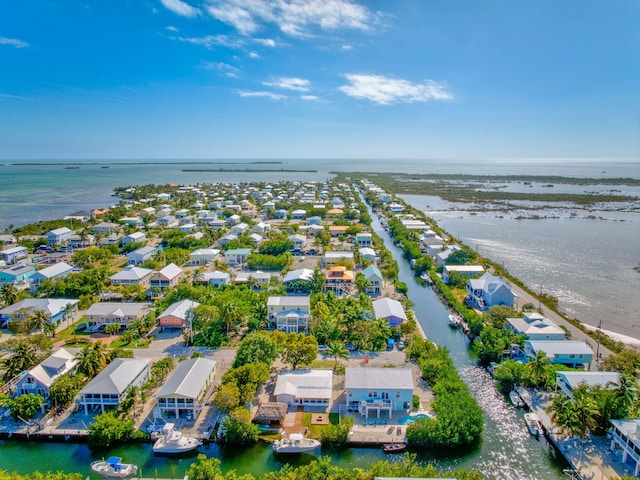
xmin=466 ymin=272 xmax=518 ymax=311
xmin=524 ymin=340 xmax=593 ymax=369
xmin=362 ymin=265 xmax=383 ymax=296
xmin=372 ymin=297 xmax=407 ymax=327
xmin=46 ymin=227 xmax=72 ymax=246
xmin=0 ymin=264 xmax=36 ymax=286
xmin=345 ymin=367 xmax=414 ymax=418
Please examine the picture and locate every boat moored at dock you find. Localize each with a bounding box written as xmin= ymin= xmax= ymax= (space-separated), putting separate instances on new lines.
xmin=90 ymin=457 xmax=138 ymax=478
xmin=273 ymin=432 xmax=321 ymax=454
xmin=152 ymin=423 xmax=202 ymax=454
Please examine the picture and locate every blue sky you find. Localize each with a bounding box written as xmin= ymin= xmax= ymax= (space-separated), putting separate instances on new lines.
xmin=1 ymin=0 xmax=638 ymax=160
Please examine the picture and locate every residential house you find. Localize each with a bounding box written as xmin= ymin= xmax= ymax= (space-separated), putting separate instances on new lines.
xmin=179 ymin=223 xmax=197 ymax=233
xmin=157 ymin=299 xmax=200 ymax=329
xmin=0 ymin=264 xmax=36 ymax=286
xmin=156 ymin=358 xmax=216 ymax=419
xmin=442 ymin=265 xmax=485 ymax=284
xmin=345 ymin=367 xmax=414 ymax=418
xmin=189 ymin=248 xmax=220 ymax=266
xmin=68 ymin=234 xmax=95 ymax=249
xmin=126 ymin=246 xmax=157 ymax=265
xmin=307 ymin=224 xmax=325 ymax=236
xmin=202 ymin=271 xmax=231 ymax=287
xmin=283 ymin=268 xmax=314 ymax=294
xmin=224 ymin=248 xmax=252 ymax=266
xmin=372 ymin=297 xmax=407 ymax=327
xmin=524 ymin=340 xmax=593 ymax=369
xmin=506 ymin=312 xmax=565 ymax=341
xmin=556 ymin=371 xmax=620 ymax=399
xmin=76 ymin=358 xmax=150 ymax=414
xmin=234 ymin=271 xmax=273 ymax=290
xmin=157 ymin=215 xmax=179 ymax=228
xmin=466 ymin=272 xmax=518 ymax=311
xmin=15 ymin=348 xmax=77 ymax=405
xmin=249 ymin=233 xmax=263 ymax=247
xmin=110 ymin=266 xmax=153 ymax=287
xmin=150 ymin=263 xmax=183 ymax=292
xmin=92 ymin=222 xmax=118 ymax=234
xmin=230 ymin=222 xmax=249 ymax=236
xmin=356 ymin=232 xmax=373 ymax=247
xmin=436 ymin=246 xmax=461 ymax=266
xmin=323 ymin=251 xmax=354 ymax=267
xmin=98 ymin=233 xmax=123 ymax=246
xmin=119 ymin=216 xmax=143 ymax=226
xmin=46 ymin=227 xmax=72 ymax=246
xmin=609 ymin=419 xmax=640 ymax=477
xmin=308 ymin=216 xmax=322 ymax=225
xmin=217 ymin=234 xmax=238 ymax=248
xmin=252 ymin=222 xmax=271 ymax=235
xmin=122 ymin=232 xmax=146 ymax=245
xmin=291 ymin=209 xmax=306 ymax=220
xmin=359 ymin=247 xmax=376 ymax=264
xmin=388 ymin=203 xmax=405 ymax=213
xmin=362 ymin=265 xmax=384 ymax=296
xmin=275 ymin=209 xmax=288 ymax=219
xmin=64 ymin=211 xmax=91 ymax=223
xmin=30 ymin=262 xmax=75 ymax=290
xmin=274 ymin=370 xmax=333 ymax=409
xmin=328 ymin=225 xmax=348 ymax=237
xmin=84 ymin=302 xmax=149 ymax=330
xmin=0 ymin=298 xmax=78 ymax=329
xmin=226 ymin=214 xmax=241 ymax=226
xmin=0 ymin=246 xmax=27 ymax=265
xmin=267 ymin=296 xmax=311 ymax=333
xmin=289 ymin=234 xmax=307 ymax=250
xmin=324 ymin=266 xmax=354 ymax=296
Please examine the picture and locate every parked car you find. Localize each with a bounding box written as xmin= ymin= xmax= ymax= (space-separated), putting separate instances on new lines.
xmin=317 ymin=345 xmax=329 ymax=352
xmin=345 ymin=343 xmax=356 ymax=351
xmin=396 ymin=341 xmax=405 ymax=351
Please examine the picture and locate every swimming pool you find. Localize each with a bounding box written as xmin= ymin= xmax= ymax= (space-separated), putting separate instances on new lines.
xmin=397 ymin=414 xmax=430 ymax=425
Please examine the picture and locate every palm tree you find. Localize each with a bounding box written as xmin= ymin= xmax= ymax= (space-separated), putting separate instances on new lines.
xmin=63 ymin=303 xmax=75 ymax=328
xmin=326 ymin=341 xmax=349 ymax=370
xmin=75 ymin=341 xmax=108 ymax=378
xmin=615 ymin=374 xmax=639 ymax=417
xmin=548 ymin=393 xmax=580 ymax=440
xmin=2 ymin=341 xmax=39 ymax=381
xmin=220 ymin=301 xmax=243 ymax=336
xmin=191 ymin=267 xmax=205 ymax=285
xmin=526 ymin=350 xmax=551 ymax=387
xmin=28 ymin=309 xmax=50 ymax=335
xmin=571 ymin=386 xmax=600 ymax=438
xmin=0 ymin=283 xmax=18 ymax=307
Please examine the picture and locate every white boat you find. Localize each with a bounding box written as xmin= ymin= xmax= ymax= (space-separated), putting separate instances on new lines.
xmin=90 ymin=457 xmax=138 ymax=478
xmin=153 ymin=423 xmax=202 ymax=454
xmin=272 ymin=432 xmax=321 ymax=454
xmin=448 ymin=314 xmax=461 ymax=328
xmin=524 ymin=413 xmax=543 ymax=437
xmin=509 ymin=390 xmax=524 ymax=408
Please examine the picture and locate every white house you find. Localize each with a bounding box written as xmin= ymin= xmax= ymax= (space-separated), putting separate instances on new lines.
xmin=283 ymin=268 xmax=314 ymax=294
xmin=267 ymin=296 xmax=311 ymax=333
xmin=556 ymin=371 xmax=620 ymax=399
xmin=289 ymin=234 xmax=307 ymax=250
xmin=16 ymin=348 xmax=77 ymax=405
xmin=323 ymin=251 xmax=354 ymax=267
xmin=224 ymin=248 xmax=252 ymax=266
xmin=234 ymin=271 xmax=273 ymax=290
xmin=126 ymin=246 xmax=157 ymax=265
xmin=189 ymin=248 xmax=220 ymax=265
xmin=122 ymin=232 xmax=146 ymax=245
xmin=84 ymin=302 xmax=149 ymax=330
xmin=30 ymin=262 xmax=75 ymax=290
xmin=0 ymin=246 xmax=27 ymax=265
xmin=442 ymin=265 xmax=485 ymax=284
xmin=110 ymin=266 xmax=153 ymax=287
xmin=202 ymin=271 xmax=231 ymax=287
xmin=0 ymin=298 xmax=78 ymax=329
xmin=76 ymin=358 xmax=150 ymax=414
xmin=150 ymin=263 xmax=183 ymax=291
xmin=436 ymin=246 xmax=461 ymax=266
xmin=92 ymin=222 xmax=118 ymax=234
xmin=156 ymin=358 xmax=216 ymax=419
xmin=345 ymin=367 xmax=414 ymax=418
xmin=524 ymin=340 xmax=593 ymax=369
xmin=609 ymin=419 xmax=640 ymax=477
xmin=274 ymin=370 xmax=333 ymax=409
xmin=46 ymin=227 xmax=72 ymax=246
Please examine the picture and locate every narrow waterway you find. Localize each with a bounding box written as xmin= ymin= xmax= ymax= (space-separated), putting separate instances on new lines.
xmin=367 ymin=202 xmax=568 ymax=479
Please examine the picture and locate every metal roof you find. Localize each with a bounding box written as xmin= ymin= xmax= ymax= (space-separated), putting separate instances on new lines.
xmin=274 ymin=370 xmax=332 ymax=400
xmin=0 ymin=298 xmax=77 ymax=316
xmin=346 ymin=368 xmax=414 ymax=390
xmin=372 ymin=297 xmax=407 ymax=321
xmin=156 ymin=358 xmax=216 ymax=399
xmin=268 ymin=296 xmax=310 ymax=308
xmin=79 ymin=358 xmax=150 ymax=395
xmin=158 ymin=299 xmax=200 ymax=320
xmin=85 ymin=302 xmax=148 ymax=317
xmin=526 ymin=340 xmax=593 ymax=356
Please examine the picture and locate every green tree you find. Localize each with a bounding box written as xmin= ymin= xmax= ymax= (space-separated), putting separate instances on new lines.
xmin=75 ymin=342 xmax=108 ymax=378
xmin=493 ymin=359 xmax=527 ymax=393
xmin=214 ymin=383 xmax=242 ymax=413
xmin=104 ymin=323 xmax=120 ymax=335
xmin=10 ymin=393 xmax=44 ymax=421
xmin=186 ymin=454 xmax=225 ymax=480
xmin=2 ymin=340 xmax=39 ymax=381
xmin=326 ymin=340 xmax=349 ymax=369
xmin=49 ymin=373 xmax=85 ymax=407
xmin=354 ymin=272 xmax=368 ymax=294
xmin=233 ymin=332 xmax=279 ymax=368
xmin=0 ymin=283 xmax=19 ymax=307
xmin=281 ymin=333 xmax=318 ymax=370
xmin=526 ymin=350 xmax=551 ymax=387
xmin=221 ymin=407 xmax=259 ymax=444
xmin=87 ymin=411 xmax=138 ymax=447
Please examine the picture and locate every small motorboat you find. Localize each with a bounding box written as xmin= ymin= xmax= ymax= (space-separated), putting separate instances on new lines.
xmin=383 ymin=443 xmax=407 ymax=453
xmin=153 ymin=423 xmax=202 ymax=454
xmin=509 ymin=390 xmax=525 ymax=408
xmin=524 ymin=413 xmax=543 ymax=437
xmin=273 ymin=432 xmax=321 ymax=454
xmin=90 ymin=457 xmax=138 ymax=478
xmin=448 ymin=314 xmax=461 ymax=328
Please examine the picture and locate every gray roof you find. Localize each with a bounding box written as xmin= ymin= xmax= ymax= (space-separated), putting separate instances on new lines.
xmin=268 ymin=296 xmax=311 ymax=308
xmin=346 ymin=367 xmax=414 ymax=390
xmin=158 ymin=299 xmax=200 ymax=321
xmin=33 ymin=262 xmax=74 ymax=279
xmin=156 ymin=358 xmax=216 ymax=399
xmin=29 ymin=348 xmax=76 ymax=387
xmin=275 ymin=370 xmax=332 ymax=400
xmin=527 ymin=340 xmax=593 ymax=356
xmin=0 ymin=298 xmax=77 ymax=317
xmin=372 ymin=297 xmax=407 ymax=321
xmin=85 ymin=302 xmax=148 ymax=317
xmin=110 ymin=266 xmax=153 ymax=281
xmin=79 ymin=358 xmax=150 ymax=395
xmin=557 ymin=371 xmax=620 ymax=390
xmin=283 ymin=268 xmax=314 ymax=283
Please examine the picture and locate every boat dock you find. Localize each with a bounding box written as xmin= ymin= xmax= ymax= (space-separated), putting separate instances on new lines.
xmin=516 ymin=387 xmax=633 ymax=480
xmin=348 ymin=424 xmax=407 ymax=446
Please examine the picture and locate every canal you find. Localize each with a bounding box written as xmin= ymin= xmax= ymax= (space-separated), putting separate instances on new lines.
xmin=0 ymin=202 xmax=569 ymax=480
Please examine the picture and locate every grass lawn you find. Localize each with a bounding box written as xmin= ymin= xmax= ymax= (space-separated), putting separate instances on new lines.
xmin=301 ymin=412 xmax=340 ymax=437
xmin=56 ymin=318 xmax=92 ymax=342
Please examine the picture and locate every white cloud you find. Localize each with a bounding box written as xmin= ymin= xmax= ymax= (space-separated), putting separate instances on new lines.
xmin=300 ymin=95 xmax=318 ymax=101
xmin=0 ymin=37 xmax=29 ymax=48
xmin=263 ymin=77 xmax=310 ymax=92
xmin=0 ymin=93 xmax=35 ymax=100
xmin=255 ymin=38 xmax=276 ymax=47
xmin=205 ymin=0 xmax=379 ymax=37
xmin=339 ymin=74 xmax=453 ymax=105
xmin=238 ymin=90 xmax=287 ymax=100
xmin=341 ymin=44 xmax=352 ymax=51
xmin=166 ymin=25 xmax=179 ymax=32
xmin=160 ymin=0 xmax=200 ymax=17
xmin=248 ymin=51 xmax=260 ymax=58
xmin=201 ymin=61 xmax=240 ymax=78
xmin=170 ymin=34 xmax=240 ymax=49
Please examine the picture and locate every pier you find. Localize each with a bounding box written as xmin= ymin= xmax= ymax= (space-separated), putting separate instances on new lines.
xmin=516 ymin=387 xmax=634 ymax=479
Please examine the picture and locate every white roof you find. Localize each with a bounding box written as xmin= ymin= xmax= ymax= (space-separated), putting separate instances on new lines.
xmin=110 ymin=266 xmax=153 ymax=281
xmin=190 ymin=248 xmax=220 ymax=257
xmin=268 ymin=296 xmax=311 ymax=308
xmin=158 ymin=299 xmax=200 ymax=321
xmin=325 ymin=251 xmax=354 ymax=259
xmin=125 ymin=232 xmax=146 ymax=240
xmin=372 ymin=297 xmax=407 ymax=321
xmin=274 ymin=370 xmax=333 ymax=400
xmin=34 ymin=262 xmax=74 ymax=279
xmin=156 ymin=358 xmax=216 ymax=399
xmin=346 ymin=367 xmax=414 ymax=390
xmin=48 ymin=227 xmax=72 ymax=235
xmin=28 ymin=348 xmax=76 ymax=388
xmin=557 ymin=371 xmax=620 ymax=390
xmin=130 ymin=246 xmax=156 ymax=256
xmin=507 ymin=315 xmax=564 ymax=337
xmin=203 ymin=271 xmax=230 ymax=282
xmin=79 ymin=358 xmax=150 ymax=395
xmin=85 ymin=302 xmax=148 ymax=317
xmin=527 ymin=340 xmax=593 ymax=356
xmin=1 ymin=246 xmax=27 ymax=255
xmin=0 ymin=298 xmax=78 ymax=317
xmin=154 ymin=263 xmax=183 ymax=280
xmin=444 ymin=265 xmax=485 ymax=273
xmin=359 ymin=247 xmax=376 ymax=257
xmin=283 ymin=268 xmax=314 ymax=283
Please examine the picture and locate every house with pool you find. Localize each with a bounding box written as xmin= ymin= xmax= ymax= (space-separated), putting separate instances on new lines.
xmin=345 ymin=367 xmax=414 ymax=419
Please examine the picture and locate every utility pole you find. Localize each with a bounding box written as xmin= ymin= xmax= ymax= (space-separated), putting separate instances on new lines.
xmin=595 ymin=320 xmax=602 ymax=370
